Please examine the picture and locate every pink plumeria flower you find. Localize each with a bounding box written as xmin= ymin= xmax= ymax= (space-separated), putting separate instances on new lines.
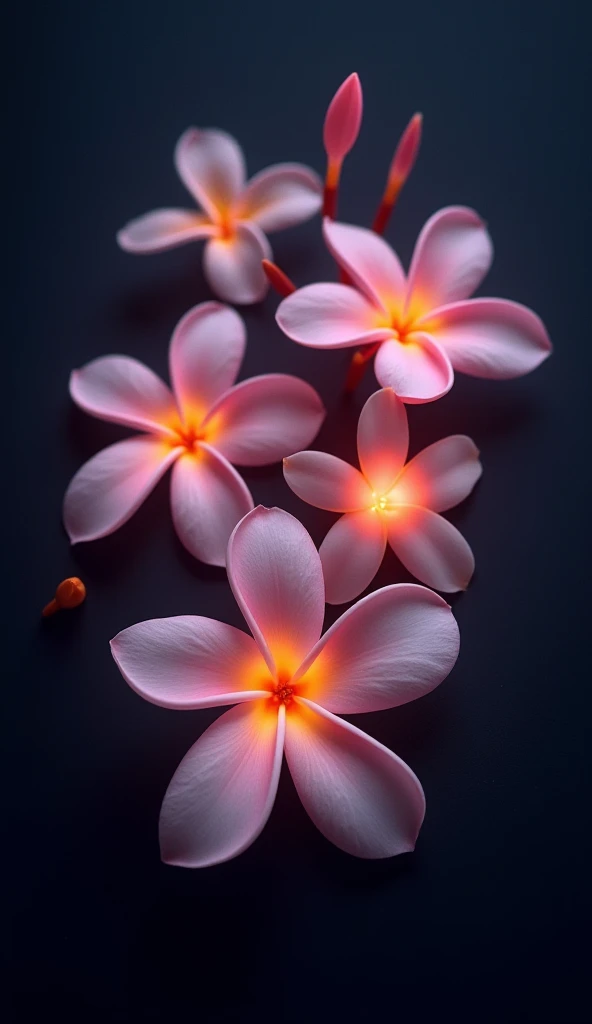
xmin=64 ymin=303 xmax=325 ymax=566
xmin=276 ymin=209 xmax=552 ymax=402
xmin=284 ymin=388 xmax=482 ymax=603
xmin=117 ymin=128 xmax=322 ymax=305
xmin=111 ymin=506 xmax=460 ymax=866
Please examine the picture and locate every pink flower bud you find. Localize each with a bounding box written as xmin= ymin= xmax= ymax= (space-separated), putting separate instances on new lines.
xmin=323 ymin=73 xmax=363 ymax=164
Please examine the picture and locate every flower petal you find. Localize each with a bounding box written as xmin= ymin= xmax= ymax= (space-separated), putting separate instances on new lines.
xmin=70 ymin=356 xmax=178 ymax=434
xmin=374 ymin=334 xmax=453 ymax=404
xmin=422 ymin=298 xmax=552 ymax=378
xmin=323 ymin=219 xmax=406 ymax=313
xmin=295 ymin=583 xmax=459 ymax=713
xmin=170 ymin=444 xmax=253 ymax=566
xmin=64 ymin=437 xmax=180 ymax=543
xmin=169 ymin=302 xmax=246 ymax=423
xmin=207 ymin=374 xmax=325 ymax=466
xmin=285 ymin=699 xmax=425 ymax=858
xmin=160 ymin=701 xmax=285 ymax=868
xmin=116 ymin=209 xmax=214 ymax=254
xmin=283 ymin=451 xmax=372 ymax=511
xmin=276 ymin=283 xmax=393 ymax=349
xmin=227 ymin=507 xmax=325 ymax=677
xmin=111 ymin=617 xmax=269 ymax=709
xmin=203 ymin=223 xmax=271 ymax=304
xmin=174 ymin=128 xmax=246 ymax=220
xmin=237 ymin=163 xmax=322 ymax=233
xmin=387 ymin=505 xmax=475 ymax=592
xmin=357 ymin=387 xmax=409 ymax=494
xmin=406 ymin=206 xmax=493 ymax=312
xmin=319 ymin=510 xmax=386 ymax=605
xmin=390 ymin=435 xmax=482 ymax=512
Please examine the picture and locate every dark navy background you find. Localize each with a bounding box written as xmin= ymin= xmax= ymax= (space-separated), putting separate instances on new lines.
xmin=7 ymin=2 xmax=591 ymax=1021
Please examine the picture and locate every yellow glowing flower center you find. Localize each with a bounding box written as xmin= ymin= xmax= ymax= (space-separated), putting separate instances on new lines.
xmin=170 ymin=423 xmax=206 ymax=451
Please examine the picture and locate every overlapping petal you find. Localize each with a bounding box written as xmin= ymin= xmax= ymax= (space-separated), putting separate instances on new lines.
xmin=237 ymin=164 xmax=322 ymax=233
xmin=319 ymin=510 xmax=386 ymax=605
xmin=64 ymin=437 xmax=181 ymax=543
xmin=207 ymin=374 xmax=325 ymax=466
xmin=387 ymin=505 xmax=475 ymax=592
xmin=160 ymin=701 xmax=285 ymax=868
xmin=174 ymin=128 xmax=246 ymax=220
xmin=170 ymin=445 xmax=253 ymax=566
xmin=110 ymin=617 xmax=268 ymax=709
xmin=295 ymin=584 xmax=459 ymax=713
xmin=116 ymin=209 xmax=215 ymax=253
xmin=227 ymin=507 xmax=325 ymax=677
xmin=406 ymin=206 xmax=493 ymax=312
xmin=422 ymin=298 xmax=552 ymax=378
xmin=373 ymin=334 xmax=454 ymax=404
xmin=70 ymin=356 xmax=178 ymax=435
xmin=277 ymin=283 xmax=394 ymax=348
xmin=203 ymin=223 xmax=271 ymax=304
xmin=323 ymin=219 xmax=406 ymax=313
xmin=357 ymin=387 xmax=409 ymax=493
xmin=390 ymin=435 xmax=482 ymax=512
xmin=285 ymin=699 xmax=425 ymax=858
xmin=169 ymin=302 xmax=246 ymax=422
xmin=283 ymin=451 xmax=372 ymax=511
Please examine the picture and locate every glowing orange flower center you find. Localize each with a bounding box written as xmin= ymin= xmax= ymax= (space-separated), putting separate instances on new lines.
xmin=171 ymin=423 xmax=206 ymax=450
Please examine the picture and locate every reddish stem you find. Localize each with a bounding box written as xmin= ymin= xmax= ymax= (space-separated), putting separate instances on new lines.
xmin=344 ymin=343 xmax=380 ymax=392
xmin=262 ymin=259 xmax=296 ymax=298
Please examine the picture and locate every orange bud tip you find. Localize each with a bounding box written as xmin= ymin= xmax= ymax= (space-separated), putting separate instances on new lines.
xmin=42 ymin=576 xmax=86 ymax=617
xmin=262 ymin=259 xmax=296 ymax=298
xmin=344 ymin=344 xmax=380 ymax=392
xmin=323 ymin=73 xmax=363 ymax=163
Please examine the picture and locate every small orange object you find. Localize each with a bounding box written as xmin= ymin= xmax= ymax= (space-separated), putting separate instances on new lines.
xmin=42 ymin=577 xmax=87 ymax=617
xmin=344 ymin=343 xmax=381 ymax=393
xmin=262 ymin=259 xmax=296 ymax=298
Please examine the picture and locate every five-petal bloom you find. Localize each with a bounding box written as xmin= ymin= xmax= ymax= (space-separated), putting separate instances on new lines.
xmin=117 ymin=128 xmax=322 ymax=305
xmin=64 ymin=303 xmax=325 ymax=565
xmin=110 ymin=507 xmax=460 ymax=866
xmin=276 ymin=209 xmax=552 ymax=402
xmin=284 ymin=388 xmax=482 ymax=603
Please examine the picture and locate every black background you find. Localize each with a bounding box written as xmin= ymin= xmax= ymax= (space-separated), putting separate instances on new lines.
xmin=7 ymin=1 xmax=591 ymax=1021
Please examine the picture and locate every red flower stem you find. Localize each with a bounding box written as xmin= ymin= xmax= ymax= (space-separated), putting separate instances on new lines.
xmin=344 ymin=343 xmax=380 ymax=392
xmin=262 ymin=259 xmax=296 ymax=297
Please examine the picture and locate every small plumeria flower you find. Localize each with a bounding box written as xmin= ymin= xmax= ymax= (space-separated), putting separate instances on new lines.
xmin=117 ymin=128 xmax=322 ymax=305
xmin=284 ymin=388 xmax=482 ymax=603
xmin=276 ymin=210 xmax=552 ymax=402
xmin=110 ymin=506 xmax=460 ymax=866
xmin=64 ymin=303 xmax=325 ymax=566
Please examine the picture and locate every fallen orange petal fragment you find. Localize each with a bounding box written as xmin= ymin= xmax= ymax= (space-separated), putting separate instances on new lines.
xmin=262 ymin=259 xmax=296 ymax=298
xmin=372 ymin=113 xmax=423 ymax=236
xmin=43 ymin=577 xmax=87 ymax=617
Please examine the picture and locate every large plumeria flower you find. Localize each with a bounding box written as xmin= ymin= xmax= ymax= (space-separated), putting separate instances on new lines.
xmin=111 ymin=507 xmax=460 ymax=866
xmin=117 ymin=128 xmax=322 ymax=305
xmin=284 ymin=388 xmax=482 ymax=603
xmin=64 ymin=303 xmax=324 ymax=565
xmin=276 ymin=209 xmax=552 ymax=402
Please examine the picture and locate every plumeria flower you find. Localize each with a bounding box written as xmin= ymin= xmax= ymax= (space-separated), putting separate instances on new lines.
xmin=64 ymin=303 xmax=324 ymax=565
xmin=284 ymin=388 xmax=482 ymax=603
xmin=110 ymin=506 xmax=460 ymax=866
xmin=276 ymin=209 xmax=552 ymax=402
xmin=117 ymin=128 xmax=322 ymax=305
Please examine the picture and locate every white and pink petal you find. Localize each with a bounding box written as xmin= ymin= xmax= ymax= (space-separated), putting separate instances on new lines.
xmin=169 ymin=302 xmax=246 ymax=423
xmin=285 ymin=699 xmax=425 ymax=859
xmin=111 ymin=617 xmax=268 ymax=709
xmin=227 ymin=507 xmax=325 ymax=677
xmin=64 ymin=437 xmax=181 ymax=544
xmin=170 ymin=444 xmax=253 ymax=567
xmin=70 ymin=355 xmax=178 ymax=434
xmin=160 ymin=701 xmax=285 ymax=868
xmin=387 ymin=505 xmax=475 ymax=592
xmin=406 ymin=206 xmax=493 ymax=312
xmin=277 ymin=283 xmax=393 ymax=349
xmin=237 ymin=163 xmax=322 ymax=233
xmin=207 ymin=374 xmax=325 ymax=466
xmin=390 ymin=435 xmax=482 ymax=512
xmin=319 ymin=510 xmax=387 ymax=605
xmin=203 ymin=223 xmax=271 ymax=305
xmin=296 ymin=583 xmax=459 ymax=713
xmin=283 ymin=451 xmax=372 ymax=512
xmin=117 ymin=209 xmax=215 ymax=254
xmin=373 ymin=334 xmax=453 ymax=404
xmin=356 ymin=387 xmax=409 ymax=494
xmin=174 ymin=128 xmax=246 ymax=221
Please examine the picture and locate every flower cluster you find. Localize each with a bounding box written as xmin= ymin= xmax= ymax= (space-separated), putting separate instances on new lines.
xmin=64 ymin=73 xmax=552 ymax=866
